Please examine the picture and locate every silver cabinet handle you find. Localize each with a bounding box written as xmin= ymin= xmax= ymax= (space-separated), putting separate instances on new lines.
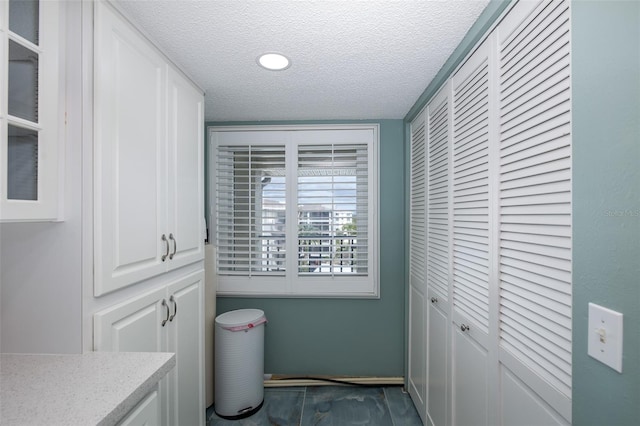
xmin=161 ymin=234 xmax=170 ymax=262
xmin=169 ymin=233 xmax=177 ymax=260
xmin=431 ymin=297 xmax=438 ymax=303
xmin=169 ymin=295 xmax=177 ymax=322
xmin=161 ymin=299 xmax=170 ymax=327
xmin=460 ymin=324 xmax=470 ymax=332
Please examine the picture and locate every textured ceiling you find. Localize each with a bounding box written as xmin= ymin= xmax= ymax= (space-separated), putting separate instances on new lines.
xmin=115 ymin=0 xmax=490 ymax=122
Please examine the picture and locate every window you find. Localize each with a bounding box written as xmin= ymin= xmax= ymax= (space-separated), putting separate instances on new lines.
xmin=210 ymin=125 xmax=378 ymax=297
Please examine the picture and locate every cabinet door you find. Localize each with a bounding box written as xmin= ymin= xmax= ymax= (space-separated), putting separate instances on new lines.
xmin=408 ymin=286 xmax=427 ymax=422
xmin=426 ymin=84 xmax=451 ymax=426
xmin=496 ymin=0 xmax=572 ymax=423
xmin=166 ymin=67 xmax=205 ymax=271
xmin=427 ymin=290 xmax=449 ymax=426
xmin=408 ymin=110 xmax=428 ymax=422
xmin=93 ymin=1 xmax=168 ymax=296
xmin=166 ymin=271 xmax=205 ymax=426
xmin=93 ymin=286 xmax=166 ymax=352
xmin=119 ymin=388 xmax=160 ymax=426
xmin=450 ymin=37 xmax=492 ymax=426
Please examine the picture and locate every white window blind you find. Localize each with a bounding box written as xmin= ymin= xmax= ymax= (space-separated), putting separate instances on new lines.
xmin=215 ymin=144 xmax=287 ymax=275
xmin=498 ymin=0 xmax=572 ymax=400
xmin=297 ymin=144 xmax=369 ymax=276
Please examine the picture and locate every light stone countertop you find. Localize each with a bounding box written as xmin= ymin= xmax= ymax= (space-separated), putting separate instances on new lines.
xmin=0 ymin=351 xmax=175 ymax=426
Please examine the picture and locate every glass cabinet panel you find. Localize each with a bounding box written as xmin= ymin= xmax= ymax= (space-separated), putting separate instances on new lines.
xmin=9 ymin=0 xmax=39 ymax=45
xmin=7 ymin=125 xmax=38 ymax=201
xmin=8 ymin=40 xmax=39 ymax=122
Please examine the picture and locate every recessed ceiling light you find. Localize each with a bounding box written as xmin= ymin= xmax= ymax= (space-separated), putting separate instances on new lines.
xmin=257 ymin=53 xmax=291 ymax=71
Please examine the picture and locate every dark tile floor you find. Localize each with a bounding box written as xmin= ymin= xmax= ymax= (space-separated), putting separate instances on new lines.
xmin=208 ymin=385 xmax=422 ymax=426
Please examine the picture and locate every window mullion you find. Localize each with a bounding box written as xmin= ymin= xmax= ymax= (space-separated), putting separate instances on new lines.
xmin=248 ymin=145 xmax=252 ymax=278
xmin=330 ymin=144 xmax=336 ymax=278
xmin=285 ymin=134 xmax=298 ymax=293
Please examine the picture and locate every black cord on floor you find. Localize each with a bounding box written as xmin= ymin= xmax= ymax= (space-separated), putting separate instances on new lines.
xmin=271 ymin=376 xmax=404 ymax=388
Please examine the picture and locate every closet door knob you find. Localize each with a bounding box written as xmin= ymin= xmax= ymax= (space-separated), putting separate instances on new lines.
xmin=169 ymin=233 xmax=177 ymax=260
xmin=169 ymin=295 xmax=177 ymax=322
xmin=161 ymin=234 xmax=170 ymax=262
xmin=460 ymin=324 xmax=470 ymax=332
xmin=161 ymin=299 xmax=170 ymax=327
xmin=431 ymin=297 xmax=438 ymax=303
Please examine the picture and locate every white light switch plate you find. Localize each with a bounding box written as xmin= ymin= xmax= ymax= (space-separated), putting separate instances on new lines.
xmin=588 ymin=303 xmax=623 ymax=373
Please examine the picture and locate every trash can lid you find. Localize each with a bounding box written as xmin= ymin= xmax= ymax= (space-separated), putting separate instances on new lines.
xmin=216 ymin=308 xmax=266 ymax=327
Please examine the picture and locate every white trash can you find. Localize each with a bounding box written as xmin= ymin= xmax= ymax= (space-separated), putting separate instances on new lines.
xmin=214 ymin=309 xmax=267 ymax=419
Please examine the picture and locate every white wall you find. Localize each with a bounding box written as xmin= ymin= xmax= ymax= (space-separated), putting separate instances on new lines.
xmin=0 ymin=2 xmax=83 ymax=354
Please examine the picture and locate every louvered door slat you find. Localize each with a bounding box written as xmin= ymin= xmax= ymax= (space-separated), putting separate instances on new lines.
xmin=501 ymin=281 xmax=572 ymax=324
xmin=455 ymin=234 xmax=489 ymax=249
xmin=503 ymin=64 xmax=570 ymax=117
xmin=502 ymin=25 xmax=569 ymax=101
xmin=500 ymin=1 xmax=567 ymax=79
xmin=500 ymin=323 xmax=571 ymax=377
xmin=501 ymin=231 xmax=570 ymax=249
xmin=501 ymin=98 xmax=570 ymax=140
xmin=501 ymin=137 xmax=570 ymax=168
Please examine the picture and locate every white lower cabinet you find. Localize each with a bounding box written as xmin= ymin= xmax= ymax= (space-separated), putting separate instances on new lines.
xmin=119 ymin=388 xmax=160 ymax=426
xmin=407 ymin=286 xmax=427 ymax=422
xmin=451 ymin=326 xmax=489 ymax=426
xmin=166 ymin=275 xmax=204 ymax=426
xmin=95 ymin=270 xmax=205 ymax=426
xmin=427 ymin=293 xmax=448 ymax=426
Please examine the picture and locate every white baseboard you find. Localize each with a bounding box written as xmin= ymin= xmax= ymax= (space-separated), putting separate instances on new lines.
xmin=264 ymin=376 xmax=405 ymax=387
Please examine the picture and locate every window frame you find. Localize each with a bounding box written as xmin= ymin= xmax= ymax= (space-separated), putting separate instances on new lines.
xmin=209 ymin=124 xmax=379 ymax=298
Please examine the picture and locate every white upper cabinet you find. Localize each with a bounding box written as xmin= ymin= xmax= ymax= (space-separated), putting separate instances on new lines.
xmin=166 ymin=66 xmax=205 ymax=271
xmin=0 ymin=0 xmax=62 ymax=221
xmin=93 ymin=1 xmax=204 ymax=296
xmin=93 ymin=0 xmax=166 ymax=294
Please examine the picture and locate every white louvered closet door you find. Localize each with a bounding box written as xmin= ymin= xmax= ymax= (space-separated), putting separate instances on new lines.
xmin=450 ymin=37 xmax=493 ymax=426
xmin=408 ymin=110 xmax=428 ymax=423
xmin=497 ymin=0 xmax=572 ymax=424
xmin=426 ymin=84 xmax=451 ymax=426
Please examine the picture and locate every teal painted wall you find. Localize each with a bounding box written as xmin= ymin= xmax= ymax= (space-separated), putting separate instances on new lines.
xmin=207 ymin=120 xmax=406 ymax=376
xmin=572 ymin=1 xmax=640 ymax=425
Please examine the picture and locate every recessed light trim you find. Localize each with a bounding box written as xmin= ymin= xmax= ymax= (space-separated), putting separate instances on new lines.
xmin=257 ymin=53 xmax=291 ymax=71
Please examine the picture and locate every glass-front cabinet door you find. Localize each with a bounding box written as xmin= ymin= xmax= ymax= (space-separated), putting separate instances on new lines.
xmin=1 ymin=0 xmax=61 ymax=221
